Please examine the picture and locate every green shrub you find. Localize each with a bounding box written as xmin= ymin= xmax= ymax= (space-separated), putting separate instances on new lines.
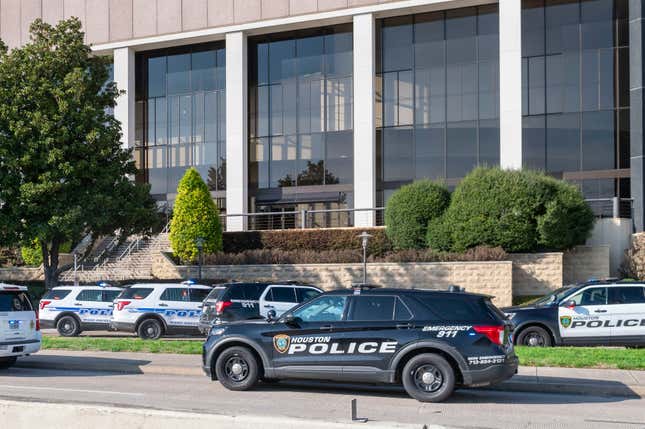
xmin=170 ymin=168 xmax=223 ymax=263
xmin=435 ymin=167 xmax=593 ymax=253
xmin=21 ymin=240 xmax=43 ymax=266
xmin=385 ymin=180 xmax=450 ymax=249
xmin=426 ymin=215 xmax=453 ymax=251
xmin=222 ymin=228 xmax=391 ymax=256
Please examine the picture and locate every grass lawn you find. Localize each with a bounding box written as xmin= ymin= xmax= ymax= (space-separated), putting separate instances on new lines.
xmin=515 ymin=346 xmax=645 ymax=370
xmin=42 ymin=336 xmax=203 ymax=355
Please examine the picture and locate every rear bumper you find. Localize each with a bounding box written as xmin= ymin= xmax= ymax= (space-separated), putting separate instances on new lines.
xmin=462 ymin=356 xmax=519 ymax=387
xmin=0 ymin=338 xmax=41 ymax=357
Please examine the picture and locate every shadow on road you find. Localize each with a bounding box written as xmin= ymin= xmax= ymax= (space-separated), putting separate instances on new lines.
xmin=8 ymin=355 xmax=152 ymax=377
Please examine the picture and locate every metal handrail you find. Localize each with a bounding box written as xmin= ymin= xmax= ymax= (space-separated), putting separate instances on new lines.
xmin=93 ymin=236 xmax=119 ymax=264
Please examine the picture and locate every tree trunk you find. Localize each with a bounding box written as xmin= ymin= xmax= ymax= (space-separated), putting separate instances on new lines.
xmin=41 ymin=239 xmax=61 ymax=290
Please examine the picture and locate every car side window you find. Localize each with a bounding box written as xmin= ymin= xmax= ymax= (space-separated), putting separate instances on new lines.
xmin=160 ymin=288 xmax=190 ymax=302
xmin=103 ymin=290 xmax=121 ymax=302
xmin=189 ymin=288 xmax=211 ymax=302
xmin=267 ymin=287 xmax=297 ymax=303
xmin=76 ymin=289 xmax=103 ymax=302
xmin=608 ymin=287 xmax=645 ymax=305
xmin=349 ymin=296 xmax=400 ymax=321
xmin=296 ymin=288 xmax=321 ymax=303
xmin=569 ymin=287 xmax=607 ymax=306
xmin=292 ymin=296 xmax=347 ymax=322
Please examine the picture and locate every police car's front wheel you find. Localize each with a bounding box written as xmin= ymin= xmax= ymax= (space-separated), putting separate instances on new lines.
xmin=137 ymin=318 xmax=164 ymax=340
xmin=215 ymin=347 xmax=259 ymax=391
xmin=57 ymin=315 xmax=81 ymax=337
xmin=402 ymin=354 xmax=455 ymax=402
xmin=516 ymin=326 xmax=551 ymax=347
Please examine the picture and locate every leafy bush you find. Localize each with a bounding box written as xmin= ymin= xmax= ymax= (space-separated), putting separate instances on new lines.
xmin=170 ymin=168 xmax=223 ymax=263
xmin=21 ymin=240 xmax=43 ymax=266
xmin=385 ymin=180 xmax=450 ymax=249
xmin=428 ymin=167 xmax=594 ymax=252
xmin=223 ymin=228 xmax=392 ymax=256
xmin=203 ymin=246 xmax=506 ymax=265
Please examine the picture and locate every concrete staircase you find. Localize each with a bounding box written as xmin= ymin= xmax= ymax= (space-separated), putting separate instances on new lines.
xmin=60 ymin=233 xmax=170 ymax=283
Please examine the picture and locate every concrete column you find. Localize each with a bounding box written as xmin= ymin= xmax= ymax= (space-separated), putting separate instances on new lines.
xmin=353 ymin=13 xmax=376 ymax=227
xmin=113 ymin=47 xmax=135 ymax=150
xmin=498 ymin=0 xmax=523 ymax=169
xmin=630 ymin=0 xmax=645 ymax=232
xmin=225 ymin=31 xmax=248 ymax=231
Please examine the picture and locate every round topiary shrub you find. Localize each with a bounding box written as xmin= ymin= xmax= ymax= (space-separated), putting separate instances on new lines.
xmin=170 ymin=168 xmax=223 ymax=263
xmin=385 ymin=180 xmax=450 ymax=249
xmin=425 ymin=215 xmax=453 ymax=251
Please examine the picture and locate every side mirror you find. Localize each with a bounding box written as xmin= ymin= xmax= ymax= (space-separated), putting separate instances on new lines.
xmin=282 ymin=314 xmax=299 ymax=327
xmin=563 ymin=300 xmax=576 ymax=309
xmin=266 ymin=309 xmax=277 ymax=321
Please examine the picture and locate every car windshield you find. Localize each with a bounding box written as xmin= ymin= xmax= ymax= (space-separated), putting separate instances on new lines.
xmin=533 ymin=286 xmax=577 ymax=306
xmin=0 ymin=291 xmax=33 ymax=312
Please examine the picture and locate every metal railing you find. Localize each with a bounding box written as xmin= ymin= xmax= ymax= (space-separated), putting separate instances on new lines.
xmin=584 ymin=197 xmax=632 ymax=219
xmin=219 ymin=207 xmax=385 ymax=231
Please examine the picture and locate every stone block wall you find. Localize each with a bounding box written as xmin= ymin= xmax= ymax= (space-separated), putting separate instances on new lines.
xmin=152 ymin=253 xmax=513 ymax=306
xmin=509 ymin=252 xmax=563 ymax=297
xmin=0 ymin=267 xmax=43 ymax=282
xmin=563 ymin=245 xmax=610 ymax=285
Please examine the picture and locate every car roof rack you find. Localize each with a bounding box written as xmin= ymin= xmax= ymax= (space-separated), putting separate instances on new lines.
xmin=351 ymin=283 xmax=381 ymax=295
xmin=448 ymin=285 xmax=465 ymax=293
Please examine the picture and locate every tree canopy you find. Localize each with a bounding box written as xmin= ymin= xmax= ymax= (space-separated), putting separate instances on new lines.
xmin=0 ymin=18 xmax=158 ymax=287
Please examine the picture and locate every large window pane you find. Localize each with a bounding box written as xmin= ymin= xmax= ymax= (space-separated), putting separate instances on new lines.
xmin=547 ymin=113 xmax=580 ymax=172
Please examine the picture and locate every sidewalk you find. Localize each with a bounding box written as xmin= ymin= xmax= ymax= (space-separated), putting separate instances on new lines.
xmin=17 ymin=350 xmax=645 ymax=398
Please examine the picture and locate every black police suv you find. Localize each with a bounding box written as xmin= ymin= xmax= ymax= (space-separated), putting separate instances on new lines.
xmin=502 ymin=280 xmax=645 ymax=348
xmin=202 ymin=286 xmax=518 ymax=402
xmin=198 ymin=282 xmax=322 ymax=333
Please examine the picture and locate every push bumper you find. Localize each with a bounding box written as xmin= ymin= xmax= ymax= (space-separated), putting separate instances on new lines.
xmin=110 ymin=321 xmax=136 ymax=332
xmin=462 ymin=356 xmax=519 ymax=387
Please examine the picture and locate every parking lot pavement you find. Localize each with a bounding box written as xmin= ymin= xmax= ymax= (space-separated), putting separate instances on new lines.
xmin=1 ymin=364 xmax=645 ymax=429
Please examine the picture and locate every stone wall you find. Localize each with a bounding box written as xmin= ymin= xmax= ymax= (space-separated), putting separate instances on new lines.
xmin=563 ymin=245 xmax=610 ymax=285
xmin=0 ymin=267 xmax=43 ymax=282
xmin=152 ymin=253 xmax=513 ymax=307
xmin=509 ymin=252 xmax=563 ymax=297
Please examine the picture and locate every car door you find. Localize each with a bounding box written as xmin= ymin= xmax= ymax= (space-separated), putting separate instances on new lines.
xmin=558 ymin=286 xmax=612 ymax=344
xmin=260 ymin=286 xmax=298 ymax=317
xmin=607 ymin=286 xmax=645 ymax=343
xmin=158 ymin=288 xmax=191 ymax=328
xmin=102 ymin=289 xmax=121 ymax=321
xmin=270 ymin=294 xmax=349 ymax=379
xmin=75 ymin=289 xmax=111 ymax=325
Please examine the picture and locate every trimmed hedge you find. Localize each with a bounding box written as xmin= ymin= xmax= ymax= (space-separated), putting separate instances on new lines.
xmin=223 ymin=227 xmax=392 ymax=256
xmin=427 ymin=167 xmax=594 ymax=253
xmin=385 ymin=180 xmax=450 ymax=250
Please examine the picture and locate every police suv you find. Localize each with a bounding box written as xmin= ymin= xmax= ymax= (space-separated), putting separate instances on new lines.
xmin=39 ymin=283 xmax=123 ymax=336
xmin=202 ymin=286 xmax=518 ymax=402
xmin=111 ymin=281 xmax=211 ymax=339
xmin=198 ymin=282 xmax=322 ymax=333
xmin=503 ymin=280 xmax=645 ymax=347
xmin=0 ymin=283 xmax=41 ymax=369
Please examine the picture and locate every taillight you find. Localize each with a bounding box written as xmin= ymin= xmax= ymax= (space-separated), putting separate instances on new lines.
xmin=116 ymin=300 xmax=131 ymax=311
xmin=39 ymin=300 xmax=51 ymax=310
xmin=473 ymin=325 xmax=505 ymax=345
xmin=35 ymin=312 xmax=40 ymax=331
xmin=215 ymin=300 xmax=232 ymax=314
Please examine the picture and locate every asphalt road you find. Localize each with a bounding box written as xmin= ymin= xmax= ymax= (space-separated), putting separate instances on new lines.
xmin=1 ymin=365 xmax=645 ymax=429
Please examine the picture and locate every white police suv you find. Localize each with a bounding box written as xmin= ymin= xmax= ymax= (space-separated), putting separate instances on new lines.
xmin=39 ymin=283 xmax=123 ymax=336
xmin=1 ymin=283 xmax=41 ymax=369
xmin=111 ymin=281 xmax=211 ymax=339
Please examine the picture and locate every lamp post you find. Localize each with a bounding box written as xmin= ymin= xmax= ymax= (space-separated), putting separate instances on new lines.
xmin=195 ymin=237 xmax=205 ymax=281
xmin=73 ymin=253 xmax=79 ymax=287
xmin=358 ymin=232 xmax=372 ymax=284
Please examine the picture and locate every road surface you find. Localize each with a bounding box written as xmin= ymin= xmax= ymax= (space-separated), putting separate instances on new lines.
xmin=1 ymin=365 xmax=644 ymax=428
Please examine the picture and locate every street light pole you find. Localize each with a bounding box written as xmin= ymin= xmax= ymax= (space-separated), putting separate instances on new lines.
xmin=358 ymin=232 xmax=372 ymax=284
xmin=73 ymin=253 xmax=79 ymax=287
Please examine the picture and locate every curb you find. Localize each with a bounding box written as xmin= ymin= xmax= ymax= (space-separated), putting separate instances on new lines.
xmin=17 ymin=359 xmax=645 ymax=399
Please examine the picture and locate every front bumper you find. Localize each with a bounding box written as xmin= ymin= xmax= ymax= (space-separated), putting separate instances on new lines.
xmin=462 ymin=355 xmax=519 ymax=387
xmin=0 ymin=338 xmax=41 ymax=357
xmin=110 ymin=321 xmax=136 ymax=332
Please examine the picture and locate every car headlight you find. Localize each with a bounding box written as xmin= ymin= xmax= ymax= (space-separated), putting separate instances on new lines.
xmin=210 ymin=327 xmax=226 ymax=336
xmin=504 ymin=313 xmax=516 ymax=320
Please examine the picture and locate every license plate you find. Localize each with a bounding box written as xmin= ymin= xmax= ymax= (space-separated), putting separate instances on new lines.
xmin=8 ymin=320 xmax=20 ymax=330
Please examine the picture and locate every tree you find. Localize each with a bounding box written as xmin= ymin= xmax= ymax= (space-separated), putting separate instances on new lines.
xmin=169 ymin=168 xmax=223 ymax=263
xmin=0 ymin=19 xmax=158 ymax=288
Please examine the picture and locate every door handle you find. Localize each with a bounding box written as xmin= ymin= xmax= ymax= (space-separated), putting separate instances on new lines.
xmin=264 ymin=305 xmax=274 ymax=308
xmin=320 ymin=325 xmax=332 ymax=331
xmin=159 ymin=303 xmax=168 ymax=307
xmin=74 ymin=303 xmax=83 ymax=306
xmin=594 ymin=309 xmax=607 ymax=313
xmin=396 ymin=323 xmax=412 ymax=329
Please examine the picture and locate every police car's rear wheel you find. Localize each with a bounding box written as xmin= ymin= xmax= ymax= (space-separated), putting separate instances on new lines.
xmin=215 ymin=347 xmax=259 ymax=391
xmin=0 ymin=357 xmax=17 ymax=369
xmin=138 ymin=319 xmax=163 ymax=340
xmin=402 ymin=354 xmax=455 ymax=402
xmin=517 ymin=326 xmax=551 ymax=347
xmin=57 ymin=315 xmax=81 ymax=337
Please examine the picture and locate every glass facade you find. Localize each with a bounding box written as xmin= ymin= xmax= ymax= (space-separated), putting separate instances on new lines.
xmin=521 ymin=0 xmax=630 ymax=206
xmin=248 ymin=26 xmax=354 ymax=190
xmin=376 ymin=5 xmax=500 ymax=201
xmin=135 ymin=43 xmax=226 ymax=201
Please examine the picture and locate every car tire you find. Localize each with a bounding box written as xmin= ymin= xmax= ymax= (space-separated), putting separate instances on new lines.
xmin=401 ymin=353 xmax=456 ymax=403
xmin=56 ymin=315 xmax=81 ymax=337
xmin=0 ymin=357 xmax=17 ymax=369
xmin=215 ymin=346 xmax=259 ymax=391
xmin=517 ymin=326 xmax=552 ymax=347
xmin=137 ymin=318 xmax=164 ymax=340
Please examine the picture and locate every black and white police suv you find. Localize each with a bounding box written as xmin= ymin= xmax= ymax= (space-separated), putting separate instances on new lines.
xmin=202 ymin=286 xmax=518 ymax=402
xmin=503 ymin=280 xmax=645 ymax=347
xmin=198 ymin=282 xmax=322 ymax=333
xmin=1 ymin=283 xmax=41 ymax=369
xmin=38 ymin=283 xmax=123 ymax=336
